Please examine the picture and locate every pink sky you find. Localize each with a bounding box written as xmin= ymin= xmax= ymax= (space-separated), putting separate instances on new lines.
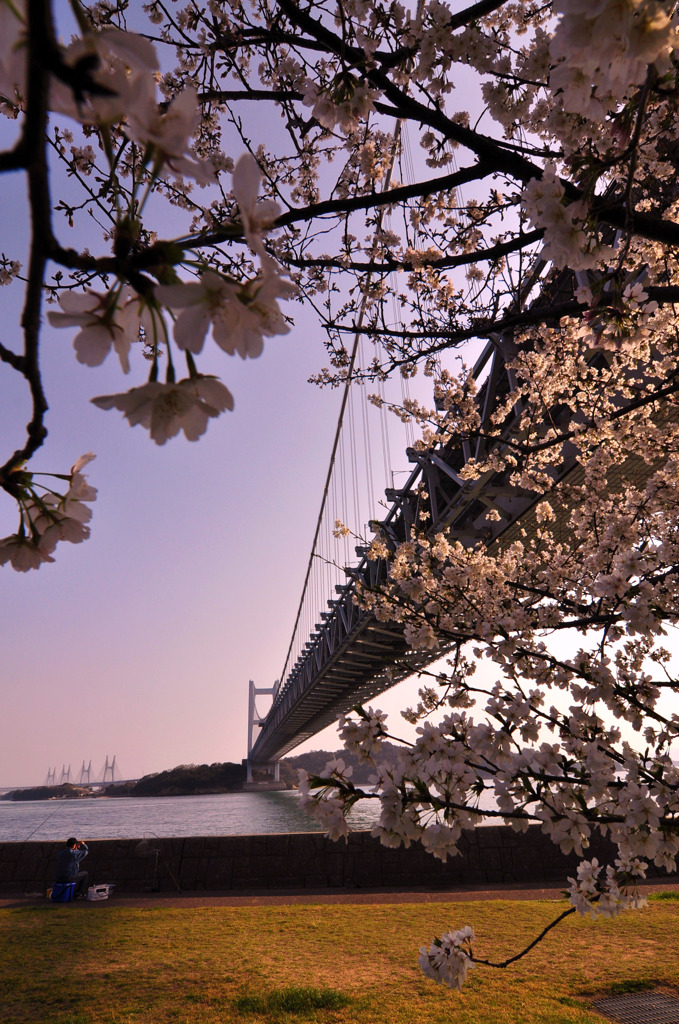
xmin=0 ymin=4 xmax=487 ymax=788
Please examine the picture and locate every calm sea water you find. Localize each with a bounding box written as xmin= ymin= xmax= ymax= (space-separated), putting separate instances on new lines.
xmin=0 ymin=790 xmax=381 ymax=842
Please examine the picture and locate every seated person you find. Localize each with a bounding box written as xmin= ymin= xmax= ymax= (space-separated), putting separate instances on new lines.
xmin=54 ymin=837 xmax=89 ymax=899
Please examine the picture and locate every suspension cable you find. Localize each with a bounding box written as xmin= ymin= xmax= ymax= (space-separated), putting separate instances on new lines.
xmin=278 ymin=119 xmax=407 ymax=686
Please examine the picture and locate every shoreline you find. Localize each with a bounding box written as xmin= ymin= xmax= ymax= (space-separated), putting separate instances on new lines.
xmin=2 ymin=826 xmax=678 ymax=899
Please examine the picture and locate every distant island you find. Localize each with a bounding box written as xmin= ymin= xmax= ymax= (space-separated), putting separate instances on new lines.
xmin=1 ymin=746 xmax=396 ymax=800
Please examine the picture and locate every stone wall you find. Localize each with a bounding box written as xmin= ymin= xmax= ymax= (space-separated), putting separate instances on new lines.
xmin=3 ymin=825 xmax=669 ymax=896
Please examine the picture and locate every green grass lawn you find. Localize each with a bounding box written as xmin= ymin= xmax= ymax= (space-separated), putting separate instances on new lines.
xmin=2 ymin=894 xmax=678 ymax=1024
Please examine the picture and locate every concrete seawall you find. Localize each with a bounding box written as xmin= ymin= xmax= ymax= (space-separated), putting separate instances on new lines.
xmin=1 ymin=825 xmax=673 ymax=895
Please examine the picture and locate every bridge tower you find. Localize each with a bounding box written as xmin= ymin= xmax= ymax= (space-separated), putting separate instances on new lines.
xmin=59 ymin=763 xmax=72 ymax=785
xmin=78 ymin=760 xmax=92 ymax=785
xmin=246 ymin=679 xmax=281 ymax=784
xmin=101 ymin=755 xmax=118 ymax=784
xmin=45 ymin=766 xmax=56 ymax=786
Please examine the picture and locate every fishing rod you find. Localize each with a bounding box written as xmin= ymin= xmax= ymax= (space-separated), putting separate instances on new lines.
xmin=24 ymin=807 xmax=59 ymax=841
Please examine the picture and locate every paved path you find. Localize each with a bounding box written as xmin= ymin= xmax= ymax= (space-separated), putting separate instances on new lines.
xmin=1 ymin=876 xmax=677 ymax=909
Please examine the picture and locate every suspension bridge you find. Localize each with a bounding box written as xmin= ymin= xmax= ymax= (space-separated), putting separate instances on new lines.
xmin=246 ymin=254 xmax=625 ymax=778
xmin=243 ymin=83 xmax=666 ymax=782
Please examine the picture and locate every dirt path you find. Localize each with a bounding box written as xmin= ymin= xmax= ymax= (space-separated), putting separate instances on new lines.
xmin=2 ymin=876 xmax=677 ymax=909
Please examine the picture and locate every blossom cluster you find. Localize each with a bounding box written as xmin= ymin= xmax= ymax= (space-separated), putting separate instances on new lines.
xmin=551 ymin=0 xmax=677 ymax=115
xmin=0 ymin=3 xmax=298 ymax=568
xmin=44 ymin=153 xmax=295 ymax=451
xmin=0 ymin=454 xmax=97 ymax=572
xmin=567 ymin=858 xmax=648 ymax=919
xmin=339 ymin=706 xmax=388 ymax=762
xmin=521 ymin=166 xmax=613 ymax=271
xmin=301 ymin=77 xmax=377 ymax=133
xmin=92 ymin=376 xmax=234 ymax=446
xmin=418 ymin=928 xmax=475 ymax=990
xmin=2 ymin=3 xmax=210 ymax=182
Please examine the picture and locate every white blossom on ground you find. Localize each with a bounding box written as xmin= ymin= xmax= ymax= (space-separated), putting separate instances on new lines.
xmin=91 ymin=376 xmax=234 ymax=444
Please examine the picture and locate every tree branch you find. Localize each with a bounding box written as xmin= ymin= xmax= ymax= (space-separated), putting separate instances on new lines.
xmin=0 ymin=0 xmax=53 ymax=488
xmin=286 ymin=229 xmax=544 ymax=273
xmin=475 ymin=906 xmax=577 ymax=969
xmin=275 ymin=0 xmax=679 ymax=248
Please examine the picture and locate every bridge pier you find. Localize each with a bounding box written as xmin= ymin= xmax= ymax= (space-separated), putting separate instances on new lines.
xmin=245 ymin=760 xmax=280 ymax=785
xmin=243 ymin=758 xmax=284 ymax=790
xmin=246 ymin=680 xmax=285 ymax=788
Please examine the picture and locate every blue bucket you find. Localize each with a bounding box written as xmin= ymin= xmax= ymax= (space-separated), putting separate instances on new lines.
xmin=50 ymin=882 xmax=76 ymax=903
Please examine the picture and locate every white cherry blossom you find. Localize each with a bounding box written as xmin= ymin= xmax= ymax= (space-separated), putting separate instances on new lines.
xmin=28 ymin=506 xmax=91 ymax=553
xmin=339 ymin=706 xmax=388 ymax=761
xmin=24 ymin=453 xmax=97 ymax=554
xmin=47 ymin=288 xmax=153 ymax=373
xmin=301 ymin=77 xmax=376 ymax=131
xmin=0 ymin=532 xmax=53 ymax=572
xmin=49 ymin=30 xmax=158 ymax=125
xmin=232 ymin=154 xmax=282 ymax=257
xmin=41 ymin=452 xmax=98 ymax=527
xmin=0 ymin=452 xmax=97 ymax=570
xmin=91 ymin=376 xmax=234 ymax=444
xmin=156 ymin=263 xmax=297 ymax=360
xmin=418 ymin=929 xmax=475 ymax=990
xmin=125 ymin=80 xmax=213 ymax=184
xmin=0 ymin=0 xmax=26 ymax=105
xmin=49 ymin=287 xmax=158 ymax=372
xmin=521 ymin=166 xmax=614 ymax=271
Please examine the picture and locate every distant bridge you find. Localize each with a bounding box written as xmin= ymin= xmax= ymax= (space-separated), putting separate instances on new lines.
xmin=36 ymin=755 xmax=125 ymax=789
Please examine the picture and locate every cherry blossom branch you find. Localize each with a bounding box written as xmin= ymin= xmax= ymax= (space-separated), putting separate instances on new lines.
xmin=285 ymin=229 xmax=544 ymax=274
xmin=0 ymin=0 xmax=54 ymax=490
xmin=277 ymin=0 xmax=679 ymax=255
xmin=473 ymin=906 xmax=577 ymax=969
xmin=447 ymin=0 xmax=509 ymax=30
xmin=184 ymin=163 xmax=497 ymax=245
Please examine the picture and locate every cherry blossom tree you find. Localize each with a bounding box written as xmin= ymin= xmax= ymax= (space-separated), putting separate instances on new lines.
xmin=2 ymin=0 xmax=679 ymax=988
